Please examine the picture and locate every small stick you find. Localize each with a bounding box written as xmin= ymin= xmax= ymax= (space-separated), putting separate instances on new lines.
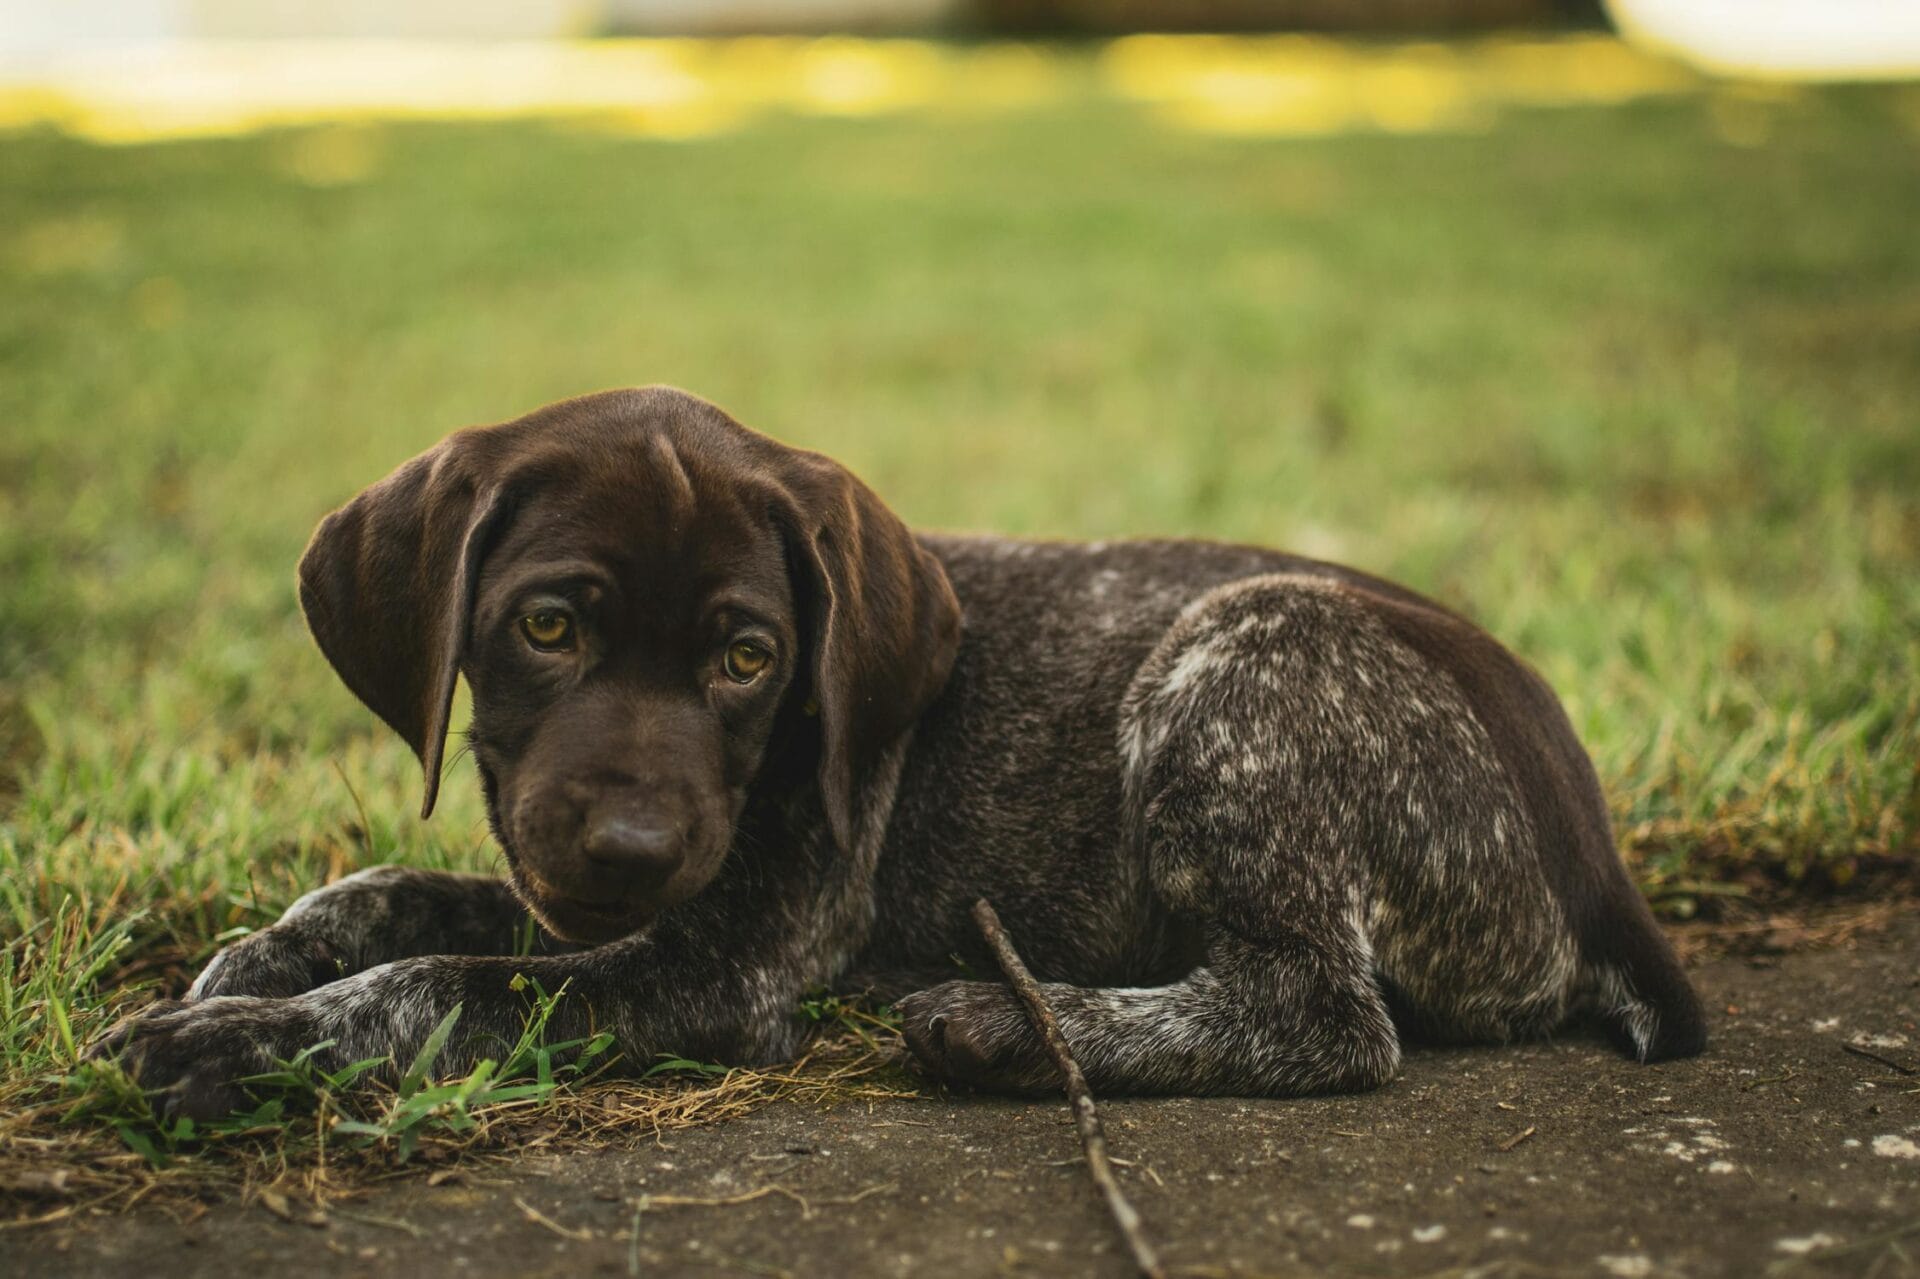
xmin=971 ymin=898 xmax=1165 ymax=1279
xmin=1840 ymin=1042 xmax=1918 ymax=1076
xmin=514 ymin=1195 xmax=594 ymax=1241
xmin=330 ymin=1207 xmax=427 ymax=1237
xmin=1497 ymin=1125 xmax=1537 ymax=1152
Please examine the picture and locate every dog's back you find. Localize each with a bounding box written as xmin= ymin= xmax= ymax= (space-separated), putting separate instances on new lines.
xmin=879 ymin=534 xmax=1706 ymax=1071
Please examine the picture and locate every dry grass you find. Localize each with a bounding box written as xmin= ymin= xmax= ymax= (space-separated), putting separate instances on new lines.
xmin=0 ymin=1025 xmax=914 ymax=1230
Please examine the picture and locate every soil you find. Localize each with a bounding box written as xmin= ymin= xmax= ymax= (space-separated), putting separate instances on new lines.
xmin=8 ymin=917 xmax=1918 ymax=1278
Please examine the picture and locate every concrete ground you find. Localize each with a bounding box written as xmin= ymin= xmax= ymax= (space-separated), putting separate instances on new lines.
xmin=10 ymin=917 xmax=1918 ymax=1279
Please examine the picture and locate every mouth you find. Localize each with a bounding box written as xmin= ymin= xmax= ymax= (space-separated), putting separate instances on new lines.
xmin=510 ymin=870 xmax=654 ymax=946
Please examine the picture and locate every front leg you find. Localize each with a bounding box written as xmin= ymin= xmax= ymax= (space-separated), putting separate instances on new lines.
xmin=93 ymin=923 xmax=810 ymax=1122
xmin=190 ymin=867 xmax=569 ymax=1000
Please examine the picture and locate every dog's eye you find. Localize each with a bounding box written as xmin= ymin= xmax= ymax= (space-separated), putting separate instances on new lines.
xmin=723 ymin=640 xmax=772 ymax=684
xmin=520 ymin=610 xmax=575 ymax=652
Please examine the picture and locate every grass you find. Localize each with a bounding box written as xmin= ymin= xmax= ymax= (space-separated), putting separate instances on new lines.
xmin=4 ymin=986 xmax=903 ymax=1224
xmin=2 ymin=69 xmax=1917 ymax=1212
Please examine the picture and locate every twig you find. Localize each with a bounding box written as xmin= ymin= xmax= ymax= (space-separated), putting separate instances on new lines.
xmin=632 ymin=1181 xmax=893 ymax=1222
xmin=0 ymin=1169 xmax=79 ymax=1197
xmin=514 ymin=1195 xmax=594 ymax=1240
xmin=0 ymin=1204 xmax=78 ymax=1231
xmin=330 ymin=1207 xmax=426 ymax=1237
xmin=1840 ymin=1042 xmax=1918 ymax=1076
xmin=1740 ymin=1068 xmax=1798 ymax=1093
xmin=971 ymin=898 xmax=1165 ymax=1279
xmin=1497 ymin=1125 xmax=1537 ymax=1152
xmin=799 ymin=1182 xmax=895 ymax=1212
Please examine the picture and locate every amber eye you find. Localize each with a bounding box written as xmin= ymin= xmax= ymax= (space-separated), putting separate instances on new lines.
xmin=520 ymin=610 xmax=575 ymax=652
xmin=723 ymin=640 xmax=773 ymax=684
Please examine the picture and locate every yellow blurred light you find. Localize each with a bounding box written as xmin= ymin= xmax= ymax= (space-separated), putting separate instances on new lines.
xmin=940 ymin=44 xmax=1067 ymax=115
xmin=1354 ymin=46 xmax=1475 ymax=134
xmin=790 ymin=38 xmax=942 ymax=116
xmin=578 ymin=100 xmax=745 ymax=140
xmin=1469 ymin=35 xmax=1698 ymax=106
xmin=0 ymin=35 xmax=1726 ymax=146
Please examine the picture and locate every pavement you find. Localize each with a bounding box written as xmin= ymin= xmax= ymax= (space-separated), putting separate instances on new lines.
xmin=9 ymin=915 xmax=1918 ymax=1278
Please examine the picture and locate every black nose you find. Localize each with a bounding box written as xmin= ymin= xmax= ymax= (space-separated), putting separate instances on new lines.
xmin=581 ymin=815 xmax=683 ymax=892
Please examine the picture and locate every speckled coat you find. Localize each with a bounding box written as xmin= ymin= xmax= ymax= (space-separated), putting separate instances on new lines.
xmin=92 ymin=388 xmax=1706 ymax=1119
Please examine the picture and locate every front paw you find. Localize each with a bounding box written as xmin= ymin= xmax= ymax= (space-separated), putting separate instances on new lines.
xmin=895 ymin=981 xmax=1054 ymax=1095
xmin=86 ymin=997 xmax=322 ymax=1122
xmin=189 ymin=926 xmax=344 ymax=1001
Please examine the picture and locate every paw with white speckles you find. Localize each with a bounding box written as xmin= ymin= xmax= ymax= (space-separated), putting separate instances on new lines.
xmin=188 ymin=924 xmax=348 ymax=1000
xmin=895 ymin=981 xmax=1055 ymax=1095
xmin=86 ymin=995 xmax=328 ymax=1122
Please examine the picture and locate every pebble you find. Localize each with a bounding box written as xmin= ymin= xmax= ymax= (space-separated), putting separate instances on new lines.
xmin=1871 ymin=1135 xmax=1920 ymax=1160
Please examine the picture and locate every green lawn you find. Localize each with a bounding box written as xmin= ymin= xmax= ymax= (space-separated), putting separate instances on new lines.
xmin=2 ymin=83 xmax=1917 ymax=1151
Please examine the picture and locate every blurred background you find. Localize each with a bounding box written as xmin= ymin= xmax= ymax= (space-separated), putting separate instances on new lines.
xmin=0 ymin=0 xmax=1916 ymax=1012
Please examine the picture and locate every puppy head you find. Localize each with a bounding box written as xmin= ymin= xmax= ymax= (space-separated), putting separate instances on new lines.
xmin=297 ymin=387 xmax=960 ymax=944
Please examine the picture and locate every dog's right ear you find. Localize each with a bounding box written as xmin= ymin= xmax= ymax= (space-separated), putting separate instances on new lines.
xmin=297 ymin=431 xmax=511 ymax=820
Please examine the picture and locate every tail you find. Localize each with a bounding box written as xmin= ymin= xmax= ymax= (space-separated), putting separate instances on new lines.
xmin=1587 ymin=894 xmax=1708 ymax=1063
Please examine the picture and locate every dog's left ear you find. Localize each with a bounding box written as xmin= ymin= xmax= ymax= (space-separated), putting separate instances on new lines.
xmin=775 ymin=452 xmax=961 ymax=855
xmin=297 ymin=431 xmax=513 ymax=819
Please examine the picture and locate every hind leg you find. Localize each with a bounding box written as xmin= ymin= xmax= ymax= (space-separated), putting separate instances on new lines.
xmin=899 ymin=911 xmax=1398 ymax=1096
xmin=899 ymin=756 xmax=1402 ymax=1096
xmin=902 ymin=572 xmax=1595 ymax=1094
xmin=901 ymin=578 xmax=1429 ymax=1096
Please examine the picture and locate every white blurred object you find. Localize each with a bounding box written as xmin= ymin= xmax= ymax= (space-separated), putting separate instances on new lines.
xmin=0 ymin=0 xmax=600 ymax=55
xmin=0 ymin=0 xmax=964 ymax=56
xmin=1608 ymin=0 xmax=1920 ymax=79
xmin=0 ymin=0 xmax=178 ymax=55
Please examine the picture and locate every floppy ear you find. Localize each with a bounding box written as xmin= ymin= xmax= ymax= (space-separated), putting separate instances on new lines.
xmin=779 ymin=454 xmax=961 ymax=854
xmin=297 ymin=433 xmax=511 ymax=819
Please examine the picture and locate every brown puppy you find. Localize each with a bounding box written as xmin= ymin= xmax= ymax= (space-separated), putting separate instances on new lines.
xmin=92 ymin=387 xmax=1704 ymax=1120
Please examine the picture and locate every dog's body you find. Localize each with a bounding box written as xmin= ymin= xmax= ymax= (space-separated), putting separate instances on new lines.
xmin=95 ymin=389 xmax=1705 ymax=1117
